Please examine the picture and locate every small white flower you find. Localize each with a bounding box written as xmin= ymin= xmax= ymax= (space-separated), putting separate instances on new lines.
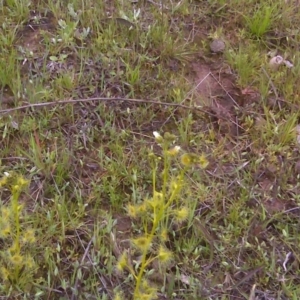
xmin=153 ymin=131 xmax=161 ymax=138
xmin=153 ymin=131 xmax=163 ymax=143
xmin=167 ymin=146 xmax=181 ymax=156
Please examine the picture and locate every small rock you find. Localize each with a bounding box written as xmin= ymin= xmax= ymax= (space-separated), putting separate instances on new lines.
xmin=210 ymin=39 xmax=225 ymax=53
xmin=269 ymin=55 xmax=284 ymax=71
xmin=268 ymin=55 xmax=294 ymax=71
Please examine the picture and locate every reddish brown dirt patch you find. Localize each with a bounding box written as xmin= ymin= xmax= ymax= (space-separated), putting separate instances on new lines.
xmin=188 ymin=62 xmax=216 ymax=106
xmin=188 ymin=59 xmax=240 ymax=107
xmin=187 ymin=59 xmax=244 ymax=137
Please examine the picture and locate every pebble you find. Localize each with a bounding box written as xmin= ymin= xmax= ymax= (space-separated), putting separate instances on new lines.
xmin=210 ymin=39 xmax=225 ymax=53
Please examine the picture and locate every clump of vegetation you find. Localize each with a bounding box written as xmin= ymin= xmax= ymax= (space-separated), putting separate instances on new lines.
xmin=115 ymin=132 xmax=208 ymax=299
xmin=244 ymin=3 xmax=279 ymax=38
xmin=0 ymin=173 xmax=37 ymax=292
xmin=1 ymin=0 xmax=300 ymax=299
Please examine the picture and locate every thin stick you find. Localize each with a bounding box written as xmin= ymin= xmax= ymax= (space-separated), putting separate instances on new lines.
xmin=0 ymin=96 xmax=220 ymax=118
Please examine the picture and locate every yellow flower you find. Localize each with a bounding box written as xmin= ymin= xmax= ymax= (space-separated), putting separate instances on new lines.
xmin=17 ymin=176 xmax=29 ymax=188
xmin=198 ymin=154 xmax=209 ymax=169
xmin=127 ymin=204 xmax=138 ymax=218
xmin=146 ymin=191 xmax=164 ymax=210
xmin=12 ymin=184 xmax=20 ymax=193
xmin=141 ymin=279 xmax=157 ymax=298
xmin=180 ymin=153 xmax=192 ymax=167
xmin=25 ymin=255 xmax=36 ymax=269
xmin=136 ymin=202 xmax=148 ymax=216
xmin=146 ymin=197 xmax=159 ymax=210
xmin=175 ymin=207 xmax=189 ymax=222
xmin=160 ymin=228 xmax=169 ymax=242
xmin=0 ymin=267 xmax=10 ymax=281
xmin=116 ymin=252 xmax=128 ymax=272
xmin=180 ymin=153 xmax=209 ymax=168
xmin=157 ymin=245 xmax=173 ymax=264
xmin=9 ymin=253 xmax=24 ymax=266
xmin=167 ymin=146 xmax=181 ymax=156
xmin=8 ymin=241 xmax=19 ymax=254
xmin=0 ymin=225 xmax=11 ymax=238
xmin=132 ymin=236 xmax=151 ymax=251
xmin=153 ymin=191 xmax=163 ymax=201
xmin=22 ymin=228 xmax=36 ymax=244
xmin=169 ymin=178 xmax=182 ymax=192
xmin=1 ymin=207 xmax=11 ymax=221
xmin=0 ymin=176 xmax=7 ymax=187
xmin=0 ymin=173 xmax=29 ymax=191
xmin=113 ymin=293 xmax=123 ymax=300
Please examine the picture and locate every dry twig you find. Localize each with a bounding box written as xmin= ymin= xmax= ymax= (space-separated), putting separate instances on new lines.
xmin=0 ymin=96 xmax=220 ymax=118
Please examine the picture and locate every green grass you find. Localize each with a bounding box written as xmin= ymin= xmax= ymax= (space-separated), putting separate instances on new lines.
xmin=1 ymin=0 xmax=300 ymax=299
